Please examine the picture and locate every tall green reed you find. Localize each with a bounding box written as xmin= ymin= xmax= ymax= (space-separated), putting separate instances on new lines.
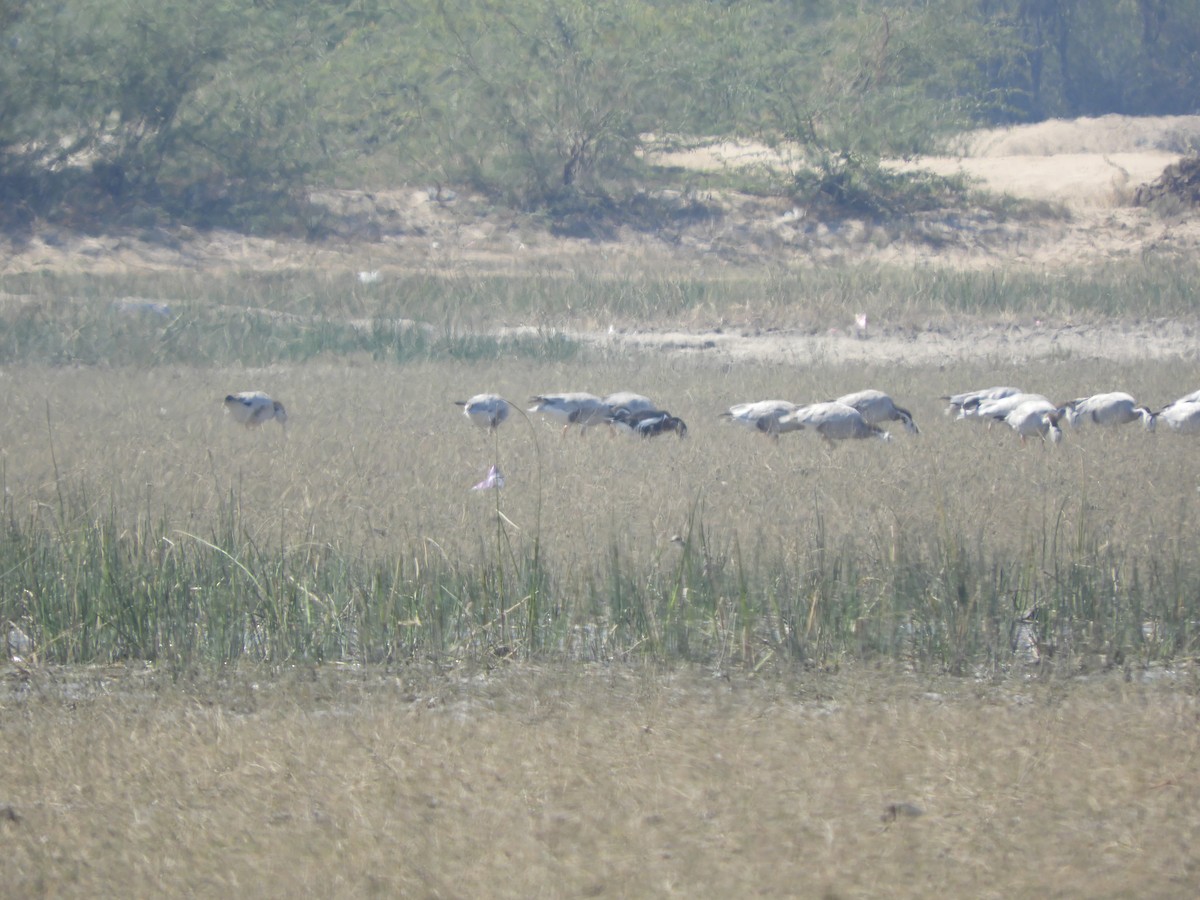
xmin=4 ymin=478 xmax=1200 ymax=673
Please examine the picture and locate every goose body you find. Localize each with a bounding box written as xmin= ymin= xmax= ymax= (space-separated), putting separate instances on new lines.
xmin=602 ymin=392 xmax=657 ymax=415
xmin=1155 ymin=400 xmax=1200 ymax=434
xmin=836 ymin=389 xmax=919 ymax=435
xmin=779 ymin=401 xmax=893 ymax=443
xmin=943 ymin=386 xmax=1023 ymax=418
xmin=720 ymin=400 xmax=801 ymax=436
xmin=608 ymin=407 xmax=688 ymax=439
xmin=1062 ymin=392 xmax=1155 ymax=430
xmin=996 ymin=398 xmax=1062 ymax=445
xmin=970 ymin=392 xmax=1050 ymax=422
xmin=528 ymin=392 xmax=609 ymax=434
xmin=455 ymin=393 xmax=511 ymax=430
xmin=224 ymin=392 xmax=287 ymax=428
xmin=1160 ymin=389 xmax=1200 ymax=411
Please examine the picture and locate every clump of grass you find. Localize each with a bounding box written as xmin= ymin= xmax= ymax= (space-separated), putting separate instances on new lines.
xmin=5 ymin=261 xmax=1200 ymax=364
xmin=0 ymin=292 xmax=580 ymax=368
xmin=5 ymin=469 xmax=1199 ymax=674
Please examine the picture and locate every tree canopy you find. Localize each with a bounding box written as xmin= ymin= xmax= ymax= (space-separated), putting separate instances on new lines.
xmin=1 ymin=0 xmax=1197 ymax=229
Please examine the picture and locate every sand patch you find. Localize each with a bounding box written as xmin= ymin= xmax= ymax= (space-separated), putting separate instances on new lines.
xmin=647 ymin=114 xmax=1200 ymax=211
xmin=535 ymin=317 xmax=1200 ymax=368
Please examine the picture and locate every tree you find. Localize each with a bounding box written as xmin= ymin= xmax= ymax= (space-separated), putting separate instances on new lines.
xmin=728 ymin=3 xmax=1006 ymax=216
xmin=977 ymin=0 xmax=1200 ymax=119
xmin=408 ymin=0 xmax=711 ymax=207
xmin=0 ymin=0 xmax=331 ymax=228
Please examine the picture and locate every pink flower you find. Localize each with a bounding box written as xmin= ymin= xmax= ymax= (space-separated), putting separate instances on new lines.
xmin=471 ymin=464 xmax=505 ymax=491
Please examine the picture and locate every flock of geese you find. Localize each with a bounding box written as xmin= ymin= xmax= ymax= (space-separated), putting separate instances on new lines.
xmin=224 ymin=385 xmax=1200 ymax=446
xmin=461 ymin=391 xmax=691 ymax=439
xmin=941 ymin=386 xmax=1200 ymax=443
xmin=455 ymin=385 xmax=1199 ymax=446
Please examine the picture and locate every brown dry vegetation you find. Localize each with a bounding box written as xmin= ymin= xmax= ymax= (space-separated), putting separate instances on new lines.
xmin=6 ymin=115 xmax=1200 ymax=896
xmin=6 ymin=352 xmax=1200 ymax=893
xmin=3 ymin=664 xmax=1200 ymax=897
xmin=4 ymin=354 xmax=1200 ymax=607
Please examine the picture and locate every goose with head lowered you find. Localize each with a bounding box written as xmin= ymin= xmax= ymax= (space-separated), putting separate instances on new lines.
xmin=835 ymin=389 xmax=919 ymax=435
xmin=1061 ymin=392 xmax=1155 ymax=430
xmin=528 ymin=392 xmax=610 ymax=435
xmin=455 ymin=393 xmax=512 ymax=430
xmin=602 ymin=392 xmax=657 ymax=415
xmin=720 ymin=400 xmax=802 ymax=438
xmin=1159 ymin=389 xmax=1200 ymax=412
xmin=607 ymin=406 xmax=688 ymax=439
xmin=779 ymin=401 xmax=893 ymax=444
xmin=966 ymin=391 xmax=1051 ymax=423
xmin=942 ymin=386 xmax=1023 ymax=418
xmin=992 ymin=398 xmax=1063 ymax=445
xmin=224 ymin=391 xmax=288 ymax=429
xmin=1154 ymin=400 xmax=1200 ymax=434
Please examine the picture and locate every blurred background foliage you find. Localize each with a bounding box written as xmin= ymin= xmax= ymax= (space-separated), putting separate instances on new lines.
xmin=0 ymin=0 xmax=1197 ymax=230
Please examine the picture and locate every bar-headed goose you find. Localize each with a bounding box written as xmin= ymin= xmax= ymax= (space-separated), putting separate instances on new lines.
xmin=942 ymin=386 xmax=1023 ymax=418
xmin=528 ymin=392 xmax=610 ymax=435
xmin=779 ymin=401 xmax=893 ymax=443
xmin=1061 ymin=392 xmax=1155 ymax=430
xmin=455 ymin=394 xmax=511 ymax=430
xmin=608 ymin=407 xmax=688 ymax=439
xmin=720 ymin=400 xmax=801 ymax=437
xmin=994 ymin=398 xmax=1063 ymax=445
xmin=602 ymin=392 xmax=657 ymax=414
xmin=224 ymin=392 xmax=288 ymax=429
xmin=1155 ymin=400 xmax=1200 ymax=434
xmin=835 ymin=389 xmax=919 ymax=435
xmin=970 ymin=392 xmax=1050 ymax=422
xmin=1159 ymin=389 xmax=1200 ymax=411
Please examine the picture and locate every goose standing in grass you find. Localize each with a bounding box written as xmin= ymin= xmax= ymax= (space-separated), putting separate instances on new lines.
xmin=835 ymin=389 xmax=919 ymax=435
xmin=455 ymin=393 xmax=511 ymax=430
xmin=1061 ymin=392 xmax=1155 ymax=430
xmin=942 ymin=386 xmax=1023 ymax=418
xmin=720 ymin=400 xmax=801 ymax=437
xmin=993 ymin=398 xmax=1063 ymax=445
xmin=528 ymin=392 xmax=609 ymax=435
xmin=779 ymin=401 xmax=893 ymax=444
xmin=607 ymin=407 xmax=688 ymax=439
xmin=1155 ymin=400 xmax=1200 ymax=434
xmin=224 ymin=392 xmax=288 ymax=429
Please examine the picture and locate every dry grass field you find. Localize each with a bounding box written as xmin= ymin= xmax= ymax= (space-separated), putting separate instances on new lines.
xmin=3 ymin=664 xmax=1200 ymax=897
xmin=4 ymin=351 xmax=1200 ymax=667
xmin=6 ymin=115 xmax=1200 ymax=896
xmin=4 ymin=350 xmax=1200 ymax=896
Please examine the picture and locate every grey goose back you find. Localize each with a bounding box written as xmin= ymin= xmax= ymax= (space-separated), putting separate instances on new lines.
xmin=779 ymin=402 xmax=893 ymax=443
xmin=835 ymin=389 xmax=919 ymax=435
